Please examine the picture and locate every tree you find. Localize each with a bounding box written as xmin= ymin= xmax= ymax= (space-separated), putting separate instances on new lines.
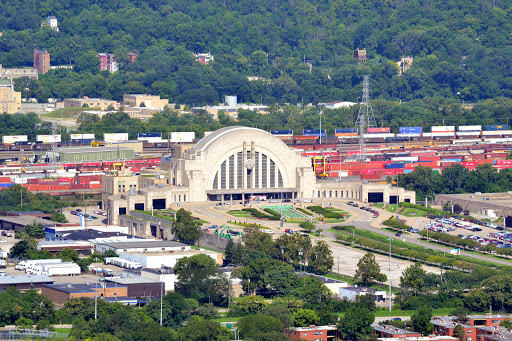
xmin=292 ymin=308 xmax=320 ymax=327
xmin=174 ymin=254 xmax=229 ymax=305
xmin=453 ymin=324 xmax=467 ymax=341
xmin=224 ymin=239 xmax=246 ymax=265
xmin=24 ymin=222 xmax=44 ymax=239
xmin=238 ymin=314 xmax=284 ymax=341
xmin=299 ymin=221 xmax=315 ymax=232
xmin=228 ymin=296 xmax=269 ymax=317
xmin=15 ymin=316 xmax=34 ymax=329
xmin=178 ymin=316 xmax=233 ymax=341
xmin=172 ymin=208 xmax=201 ymax=244
xmin=341 ymin=306 xmax=375 ymax=341
xmin=355 ymin=253 xmax=381 ymax=287
xmin=308 ymin=241 xmax=334 ymax=274
xmin=411 ymin=306 xmax=434 ymax=335
xmin=400 ymin=263 xmax=427 ymax=296
xmin=500 ymin=319 xmax=512 ymax=329
xmin=144 ymin=292 xmax=192 ymax=328
xmin=243 ymin=230 xmax=275 ymax=256
xmin=451 ymin=307 xmax=470 ymax=324
xmin=57 ymin=248 xmax=79 ymax=262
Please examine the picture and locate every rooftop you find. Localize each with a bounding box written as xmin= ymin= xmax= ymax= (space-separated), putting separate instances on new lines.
xmin=431 ymin=318 xmax=472 ymax=329
xmin=378 ymin=337 xmax=459 ymax=341
xmin=56 ymin=146 xmax=133 ymax=154
xmin=62 ymin=230 xmax=137 ymax=241
xmin=121 ymin=249 xmax=218 ymax=257
xmin=4 ymin=211 xmax=45 ymax=216
xmin=105 ymin=277 xmax=162 ymax=285
xmin=100 ymin=240 xmax=189 ymax=249
xmin=0 ymin=275 xmax=54 ymax=285
xmin=43 ymin=282 xmax=126 ymax=294
xmin=374 ymin=325 xmax=421 ymax=335
xmin=0 ymin=215 xmax=55 ymax=227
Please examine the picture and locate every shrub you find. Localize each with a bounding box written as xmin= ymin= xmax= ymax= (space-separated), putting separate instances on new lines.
xmin=307 ymin=206 xmax=343 ymax=219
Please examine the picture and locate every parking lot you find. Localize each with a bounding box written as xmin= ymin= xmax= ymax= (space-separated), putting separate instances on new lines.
xmin=423 ymin=215 xmax=509 ymax=248
xmin=63 ymin=207 xmax=108 ymax=225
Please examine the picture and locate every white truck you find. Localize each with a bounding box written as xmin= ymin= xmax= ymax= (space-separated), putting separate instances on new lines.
xmin=15 ymin=259 xmax=62 ymax=271
xmin=41 ymin=263 xmax=81 ymax=276
xmin=29 ymin=262 xmax=74 ymax=275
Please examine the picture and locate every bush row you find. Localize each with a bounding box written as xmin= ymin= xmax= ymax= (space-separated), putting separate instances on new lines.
xmin=242 ymin=208 xmax=279 ymax=220
xmin=382 ymin=217 xmax=410 ymax=231
xmin=307 ymin=206 xmax=344 ymax=219
xmin=419 ymin=230 xmax=480 ymax=249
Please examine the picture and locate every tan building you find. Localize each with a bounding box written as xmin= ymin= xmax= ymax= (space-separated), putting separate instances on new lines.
xmin=42 ymin=283 xmax=128 ymax=306
xmin=104 ymin=127 xmax=415 ymax=229
xmin=0 ymin=82 xmax=22 ymax=114
xmin=64 ymin=98 xmax=120 ymax=110
xmin=192 ymin=105 xmax=268 ymax=120
xmin=0 ymin=64 xmax=38 ymax=80
xmin=123 ymin=94 xmax=169 ymax=109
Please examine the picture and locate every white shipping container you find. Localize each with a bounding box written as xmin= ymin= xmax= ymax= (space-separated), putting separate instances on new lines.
xmin=2 ymin=135 xmax=28 ymax=144
xmin=397 ymin=133 xmax=422 ymax=137
xmin=138 ymin=137 xmax=165 ymax=143
xmin=482 ymin=130 xmax=512 ymax=136
xmin=456 ymin=131 xmax=481 ymax=136
xmin=36 ymin=135 xmax=62 ymax=143
xmin=391 ymin=156 xmax=419 ymax=162
xmin=339 ymin=171 xmax=349 ymax=177
xmin=363 ymin=133 xmax=395 ymax=138
xmin=431 ymin=126 xmax=455 ymax=132
xmin=170 ymin=132 xmax=195 ymax=143
xmin=431 ymin=132 xmax=455 ymax=137
xmin=42 ymin=263 xmax=81 ymax=276
xmin=104 ymin=133 xmax=129 ymax=142
xmin=70 ymin=133 xmax=95 ymax=140
xmin=458 ymin=125 xmax=482 ymax=132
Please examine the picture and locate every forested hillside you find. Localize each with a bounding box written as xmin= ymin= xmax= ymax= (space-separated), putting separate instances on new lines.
xmin=2 ymin=0 xmax=512 ymax=105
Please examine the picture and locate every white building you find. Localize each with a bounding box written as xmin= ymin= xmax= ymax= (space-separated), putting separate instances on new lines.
xmin=325 ymin=101 xmax=357 ymax=109
xmin=119 ymin=249 xmax=222 ymax=269
xmin=46 ymin=16 xmax=58 ymax=31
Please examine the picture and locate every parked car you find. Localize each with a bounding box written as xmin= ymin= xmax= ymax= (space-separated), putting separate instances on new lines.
xmin=76 ymin=209 xmax=82 ymax=212
xmin=71 ymin=211 xmax=77 ymax=215
xmin=395 ymin=232 xmax=402 ymax=237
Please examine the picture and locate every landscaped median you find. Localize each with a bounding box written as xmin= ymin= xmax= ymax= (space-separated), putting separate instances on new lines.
xmin=330 ymin=225 xmax=507 ymax=272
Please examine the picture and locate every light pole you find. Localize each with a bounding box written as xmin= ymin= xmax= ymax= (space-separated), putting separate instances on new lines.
xmin=319 ymin=110 xmax=323 ymax=145
xmin=388 ymin=237 xmax=392 ymax=312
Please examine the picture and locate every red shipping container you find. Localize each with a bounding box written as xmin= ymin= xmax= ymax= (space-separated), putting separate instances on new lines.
xmin=419 ymin=156 xmax=441 ymax=162
xmin=367 ymin=127 xmax=391 ymax=133
xmin=497 ymin=160 xmax=512 ymax=165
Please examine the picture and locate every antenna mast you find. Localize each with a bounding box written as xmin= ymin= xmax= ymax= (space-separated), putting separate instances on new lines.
xmin=355 ymin=75 xmax=376 ymax=161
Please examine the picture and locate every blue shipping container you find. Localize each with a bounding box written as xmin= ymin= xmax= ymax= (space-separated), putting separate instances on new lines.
xmin=303 ymin=129 xmax=326 ymax=137
xmin=442 ymin=159 xmax=461 ymax=162
xmin=485 ymin=125 xmax=509 ymax=131
xmin=385 ymin=163 xmax=405 ymax=169
xmin=270 ymin=130 xmax=293 ymax=135
xmin=335 ymin=128 xmax=358 ymax=134
xmin=0 ymin=183 xmax=13 ymax=188
xmin=138 ymin=132 xmax=162 ymax=138
xmin=399 ymin=127 xmax=422 ymax=134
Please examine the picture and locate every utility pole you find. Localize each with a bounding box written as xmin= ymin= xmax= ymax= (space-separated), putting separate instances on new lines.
xmin=389 ymin=238 xmax=392 ymax=312
xmin=355 ymin=75 xmax=377 ymax=162
xmin=160 ymin=281 xmax=163 ymax=326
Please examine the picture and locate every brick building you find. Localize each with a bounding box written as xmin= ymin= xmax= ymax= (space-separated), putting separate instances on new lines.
xmin=374 ymin=325 xmax=422 ymax=338
xmin=34 ymin=49 xmax=50 ymax=74
xmin=431 ymin=318 xmax=477 ymax=340
xmin=354 ymin=48 xmax=367 ymax=62
xmin=42 ymin=283 xmax=128 ymax=306
xmin=285 ymin=325 xmax=340 ymax=340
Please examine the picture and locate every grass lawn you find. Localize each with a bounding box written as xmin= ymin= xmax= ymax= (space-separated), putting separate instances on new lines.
xmin=191 ymin=245 xmax=224 ymax=254
xmin=323 ymin=219 xmax=346 ymax=223
xmin=401 ymin=207 xmax=428 ymax=217
xmin=41 ymin=107 xmax=100 ymax=120
xmin=53 ymin=328 xmax=72 ymax=333
xmin=374 ymin=203 xmax=384 ymax=208
xmin=386 ymin=204 xmax=398 ymax=213
xmin=228 ymin=210 xmax=252 ymax=217
xmin=215 ymin=317 xmax=241 ymax=323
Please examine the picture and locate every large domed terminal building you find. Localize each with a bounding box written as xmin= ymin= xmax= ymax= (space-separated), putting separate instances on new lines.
xmin=104 ymin=127 xmax=415 ymax=236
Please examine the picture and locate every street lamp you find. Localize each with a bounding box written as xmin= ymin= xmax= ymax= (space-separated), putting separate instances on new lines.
xmin=388 ymin=237 xmax=392 ymax=312
xmin=319 ymin=110 xmax=323 ymax=145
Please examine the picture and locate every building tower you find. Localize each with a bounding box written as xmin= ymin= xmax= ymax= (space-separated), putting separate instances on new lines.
xmin=33 ymin=49 xmax=50 ymax=74
xmin=355 ymin=75 xmax=376 ymax=161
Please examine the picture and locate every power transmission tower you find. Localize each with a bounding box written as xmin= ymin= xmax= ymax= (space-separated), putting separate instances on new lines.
xmin=355 ymin=75 xmax=376 ymax=161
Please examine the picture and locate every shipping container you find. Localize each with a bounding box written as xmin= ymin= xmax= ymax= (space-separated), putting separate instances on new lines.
xmin=485 ymin=125 xmax=509 ymax=131
xmin=431 ymin=126 xmax=455 ymax=133
xmin=335 ymin=132 xmax=358 ymax=137
xmin=458 ymin=125 xmax=482 ymax=132
xmin=270 ymin=130 xmax=293 ymax=136
xmin=170 ymin=132 xmax=195 ymax=143
xmin=104 ymin=133 xmax=129 ymax=142
xmin=335 ymin=128 xmax=358 ymax=134
xmin=2 ymin=135 xmax=28 ymax=144
xmin=363 ymin=133 xmax=394 ymax=138
xmin=36 ymin=135 xmax=61 ymax=143
xmin=70 ymin=133 xmax=95 ymax=140
xmin=303 ymin=129 xmax=326 ymax=137
xmin=385 ymin=163 xmax=405 ymax=169
xmin=367 ymin=127 xmax=391 ymax=133
xmin=399 ymin=127 xmax=422 ymax=134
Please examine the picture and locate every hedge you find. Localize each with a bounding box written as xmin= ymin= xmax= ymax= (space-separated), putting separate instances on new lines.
xmin=307 ymin=206 xmax=344 ymax=219
xmin=242 ymin=208 xmax=279 ymax=220
xmin=382 ymin=217 xmax=410 ymax=231
xmin=296 ymin=207 xmax=313 ymax=216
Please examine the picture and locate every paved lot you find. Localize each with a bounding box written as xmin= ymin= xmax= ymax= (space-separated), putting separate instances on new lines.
xmin=62 ymin=207 xmax=108 ymax=225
